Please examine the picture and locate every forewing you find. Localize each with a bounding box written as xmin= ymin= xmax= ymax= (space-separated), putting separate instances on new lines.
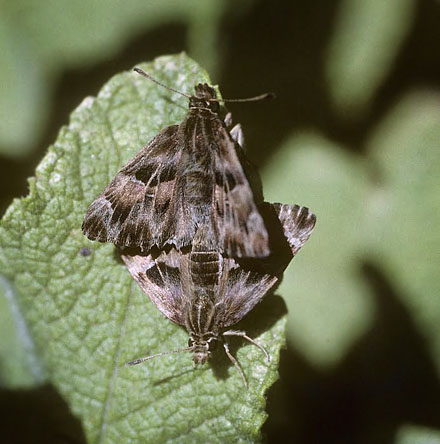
xmin=82 ymin=125 xmax=181 ymax=251
xmin=121 ymin=250 xmax=186 ymax=325
xmin=213 ymin=126 xmax=269 ymax=258
xmin=216 ymin=258 xmax=277 ymax=328
xmin=272 ymin=203 xmax=316 ymax=256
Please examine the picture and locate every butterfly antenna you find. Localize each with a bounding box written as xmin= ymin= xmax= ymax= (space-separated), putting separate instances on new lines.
xmin=218 ymin=92 xmax=276 ymax=103
xmin=133 ymin=67 xmax=191 ymax=99
xmin=126 ymin=346 xmax=193 ymax=366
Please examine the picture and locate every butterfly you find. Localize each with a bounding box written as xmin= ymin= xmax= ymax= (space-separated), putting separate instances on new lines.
xmin=122 ymin=202 xmax=316 ymax=386
xmin=82 ymin=68 xmax=273 ymax=258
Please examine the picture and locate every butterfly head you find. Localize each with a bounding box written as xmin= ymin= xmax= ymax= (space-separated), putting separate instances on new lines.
xmin=190 ymin=83 xmax=220 ymax=113
xmin=188 ymin=332 xmax=218 ymax=365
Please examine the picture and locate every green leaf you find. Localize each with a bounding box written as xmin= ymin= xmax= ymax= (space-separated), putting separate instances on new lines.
xmin=0 ymin=14 xmax=48 ymax=157
xmin=0 ymin=276 xmax=44 ymax=388
xmin=262 ymin=132 xmax=375 ymax=365
xmin=261 ymin=91 xmax=440 ymax=378
xmin=396 ymin=424 xmax=440 ymax=444
xmin=0 ymin=53 xmax=286 ymax=443
xmin=326 ymin=0 xmax=415 ymax=115
xmin=366 ymin=90 xmax=440 ymax=373
xmin=0 ymin=0 xmax=231 ymax=157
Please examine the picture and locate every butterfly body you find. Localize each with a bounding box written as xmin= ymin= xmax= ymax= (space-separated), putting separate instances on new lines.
xmin=184 ymin=249 xmax=223 ymax=364
xmin=82 ymin=81 xmax=269 ymax=257
xmin=122 ymin=203 xmax=317 ymax=384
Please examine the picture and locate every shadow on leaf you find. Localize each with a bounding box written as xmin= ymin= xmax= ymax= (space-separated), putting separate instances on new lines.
xmin=210 ymin=294 xmax=287 ymax=384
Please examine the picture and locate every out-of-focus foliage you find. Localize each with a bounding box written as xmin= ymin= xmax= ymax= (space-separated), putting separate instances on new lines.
xmin=263 ymin=133 xmax=374 ymax=366
xmin=396 ymin=425 xmax=440 ymax=444
xmin=367 ymin=91 xmax=440 ymax=373
xmin=1 ymin=0 xmax=439 ymax=442
xmin=0 ymin=0 xmax=226 ymax=157
xmin=326 ymin=0 xmax=415 ymax=114
xmin=263 ymin=91 xmax=440 ymax=373
xmin=0 ymin=278 xmax=42 ymax=387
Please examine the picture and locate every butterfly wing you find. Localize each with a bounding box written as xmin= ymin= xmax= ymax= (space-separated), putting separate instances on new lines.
xmin=82 ymin=115 xmax=269 ymax=257
xmin=212 ymin=122 xmax=269 ymax=257
xmin=217 ymin=202 xmax=316 ymax=328
xmin=82 ymin=125 xmax=182 ymax=251
xmin=158 ymin=113 xmax=270 ymax=257
xmin=217 ymin=258 xmax=277 ymax=329
xmin=121 ymin=249 xmax=186 ymax=326
xmin=272 ymin=203 xmax=316 ymax=256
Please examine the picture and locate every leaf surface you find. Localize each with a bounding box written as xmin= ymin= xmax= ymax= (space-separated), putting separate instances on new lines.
xmin=0 ymin=54 xmax=286 ymax=444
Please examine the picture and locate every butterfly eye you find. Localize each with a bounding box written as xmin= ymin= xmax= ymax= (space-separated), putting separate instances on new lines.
xmin=188 ymin=338 xmax=194 ymax=347
xmin=208 ymin=100 xmax=220 ymax=113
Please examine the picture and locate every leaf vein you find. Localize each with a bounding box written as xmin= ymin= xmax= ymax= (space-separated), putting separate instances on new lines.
xmin=97 ymin=279 xmax=135 ymax=443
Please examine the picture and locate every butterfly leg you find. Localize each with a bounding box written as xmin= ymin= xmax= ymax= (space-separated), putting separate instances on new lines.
xmin=223 ymin=340 xmax=247 ymax=387
xmin=223 ymin=330 xmax=270 ymax=364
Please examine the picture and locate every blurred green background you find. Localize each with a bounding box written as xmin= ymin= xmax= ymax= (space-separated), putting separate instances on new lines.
xmin=1 ymin=0 xmax=439 ymax=443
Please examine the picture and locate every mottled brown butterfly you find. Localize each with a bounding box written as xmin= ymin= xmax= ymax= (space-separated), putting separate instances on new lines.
xmin=122 ymin=203 xmax=316 ymax=386
xmin=82 ymin=68 xmax=273 ymax=257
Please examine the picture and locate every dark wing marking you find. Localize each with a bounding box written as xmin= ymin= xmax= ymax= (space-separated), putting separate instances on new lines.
xmin=121 ymin=250 xmax=186 ymax=325
xmin=82 ymin=125 xmax=181 ymax=251
xmin=272 ymin=203 xmax=316 ymax=256
xmin=216 ymin=258 xmax=277 ymax=328
xmin=159 ymin=112 xmax=270 ymax=257
xmin=214 ymin=203 xmax=316 ymax=327
xmin=213 ymin=123 xmax=269 ymax=257
xmin=120 ymin=203 xmax=316 ymax=330
xmin=83 ymin=113 xmax=269 ymax=257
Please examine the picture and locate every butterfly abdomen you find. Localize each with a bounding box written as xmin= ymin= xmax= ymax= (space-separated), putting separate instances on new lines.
xmin=186 ymin=251 xmax=221 ymax=336
xmin=189 ymin=251 xmax=220 ymax=287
